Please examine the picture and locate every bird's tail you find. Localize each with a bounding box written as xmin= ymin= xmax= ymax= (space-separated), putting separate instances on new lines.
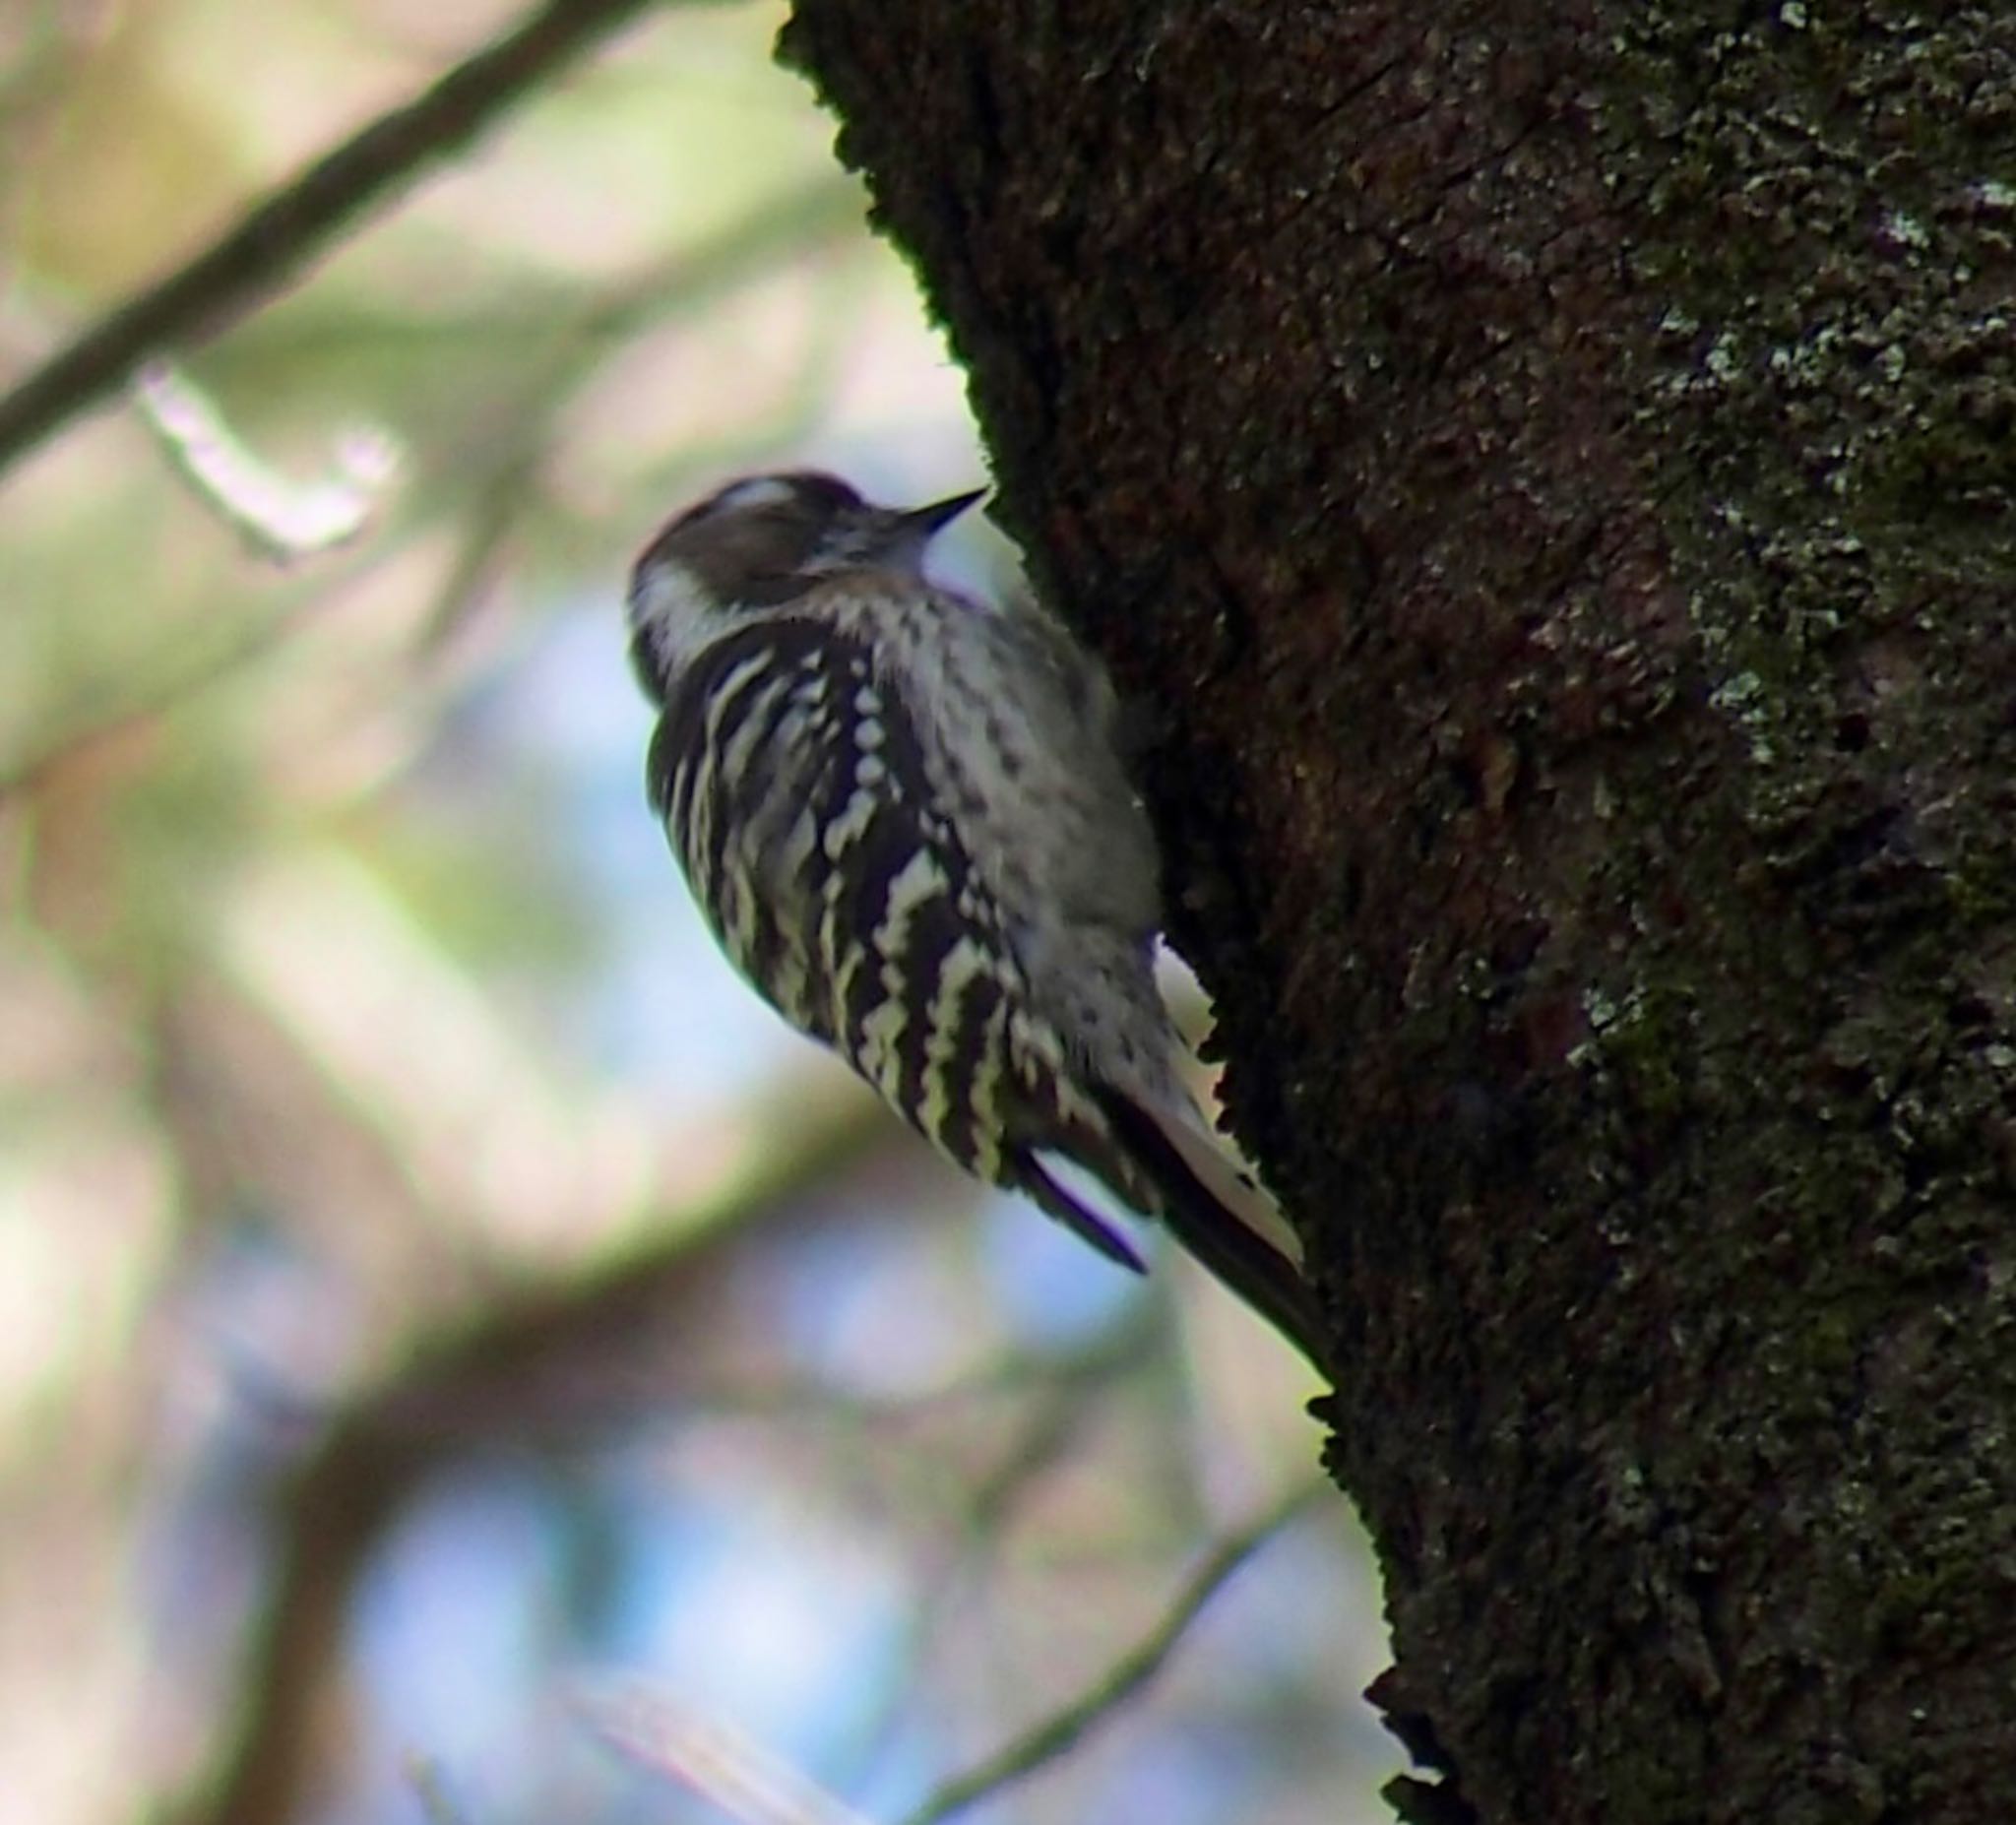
xmin=1094 ymin=1089 xmax=1328 ymax=1373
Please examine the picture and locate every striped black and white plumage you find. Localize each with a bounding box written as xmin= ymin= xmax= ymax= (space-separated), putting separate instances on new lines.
xmin=626 ymin=472 xmax=1322 ymax=1365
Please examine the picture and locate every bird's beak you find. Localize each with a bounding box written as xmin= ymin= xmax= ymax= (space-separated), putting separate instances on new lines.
xmin=904 ymin=487 xmax=987 ymax=534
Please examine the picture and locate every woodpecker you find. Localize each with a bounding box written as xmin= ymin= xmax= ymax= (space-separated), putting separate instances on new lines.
xmin=626 ymin=472 xmax=1323 ymax=1367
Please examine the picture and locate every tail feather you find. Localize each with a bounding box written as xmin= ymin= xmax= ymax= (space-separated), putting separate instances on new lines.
xmin=999 ymin=1053 xmax=1326 ymax=1370
xmin=1094 ymin=1089 xmax=1328 ymax=1372
xmin=1013 ymin=1151 xmax=1150 ymax=1274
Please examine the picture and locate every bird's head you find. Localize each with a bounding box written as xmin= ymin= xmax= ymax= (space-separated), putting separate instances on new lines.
xmin=626 ymin=471 xmax=985 ymax=695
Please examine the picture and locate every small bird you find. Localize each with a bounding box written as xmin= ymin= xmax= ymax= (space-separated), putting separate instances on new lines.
xmin=626 ymin=471 xmax=1323 ymax=1367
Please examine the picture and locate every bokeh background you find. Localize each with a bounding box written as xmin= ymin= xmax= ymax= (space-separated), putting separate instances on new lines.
xmin=0 ymin=2 xmax=1397 ymax=1821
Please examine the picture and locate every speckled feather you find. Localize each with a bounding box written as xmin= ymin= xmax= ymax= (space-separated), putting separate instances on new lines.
xmin=628 ymin=473 xmax=1323 ymax=1359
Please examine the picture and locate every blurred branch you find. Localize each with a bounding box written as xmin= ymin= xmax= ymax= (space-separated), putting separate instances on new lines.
xmin=205 ymin=177 xmax=862 ymax=365
xmin=414 ymin=176 xmax=863 ymax=648
xmin=0 ymin=178 xmax=862 ymax=804
xmin=180 ymin=1083 xmax=888 ymax=1825
xmin=577 ymin=1680 xmax=878 ymax=1825
xmin=900 ymin=1479 xmax=1329 ymax=1825
xmin=824 ymin=1330 xmax=1155 ymax=1797
xmin=135 ymin=361 xmax=403 ymax=563
xmin=0 ymin=0 xmax=664 ymax=478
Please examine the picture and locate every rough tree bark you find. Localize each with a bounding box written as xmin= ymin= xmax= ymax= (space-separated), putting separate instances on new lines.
xmin=780 ymin=5 xmax=2016 ymax=1822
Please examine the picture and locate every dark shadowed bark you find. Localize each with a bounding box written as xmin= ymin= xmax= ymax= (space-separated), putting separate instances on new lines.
xmin=780 ymin=4 xmax=2016 ymax=1821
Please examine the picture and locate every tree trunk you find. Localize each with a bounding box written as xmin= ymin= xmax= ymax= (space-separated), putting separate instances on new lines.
xmin=779 ymin=4 xmax=2016 ymax=1821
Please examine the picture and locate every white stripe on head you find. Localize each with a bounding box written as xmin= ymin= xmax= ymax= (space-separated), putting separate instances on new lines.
xmin=715 ymin=476 xmax=805 ymax=512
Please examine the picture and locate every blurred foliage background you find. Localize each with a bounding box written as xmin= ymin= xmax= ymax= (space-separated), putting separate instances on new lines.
xmin=0 ymin=2 xmax=1395 ymax=1821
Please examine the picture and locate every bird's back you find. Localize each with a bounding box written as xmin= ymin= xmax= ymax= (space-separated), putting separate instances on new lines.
xmin=826 ymin=576 xmax=1182 ymax=1106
